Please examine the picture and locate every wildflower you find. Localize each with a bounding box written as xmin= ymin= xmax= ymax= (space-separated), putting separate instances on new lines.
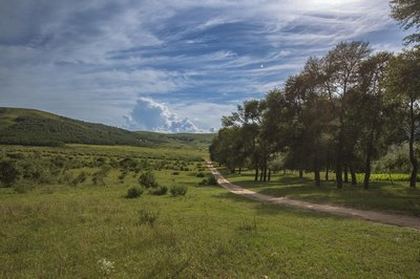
xmin=98 ymin=258 xmax=115 ymax=276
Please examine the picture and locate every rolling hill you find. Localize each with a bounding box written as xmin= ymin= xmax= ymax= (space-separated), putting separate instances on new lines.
xmin=0 ymin=107 xmax=214 ymax=147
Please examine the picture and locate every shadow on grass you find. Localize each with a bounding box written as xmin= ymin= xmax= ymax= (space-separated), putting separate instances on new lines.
xmin=213 ymin=191 xmax=348 ymax=222
xmin=214 ymin=174 xmax=420 ymax=216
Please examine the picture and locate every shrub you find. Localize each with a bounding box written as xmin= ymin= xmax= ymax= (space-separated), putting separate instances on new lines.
xmin=138 ymin=171 xmax=158 ymax=188
xmin=207 ymin=175 xmax=218 ymax=185
xmin=170 ymin=185 xmax=188 ymax=197
xmin=0 ymin=161 xmax=19 ymax=187
xmin=198 ymin=179 xmax=208 ymax=186
xmin=126 ymin=186 xmax=143 ymax=199
xmin=149 ymin=185 xmax=168 ymax=196
xmin=196 ymin=172 xmax=205 ymax=177
xmin=138 ymin=208 xmax=159 ymax=226
xmin=172 ymin=171 xmax=180 ymax=175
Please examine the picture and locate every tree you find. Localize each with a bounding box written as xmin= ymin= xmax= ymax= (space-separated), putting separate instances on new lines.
xmin=390 ymin=0 xmax=420 ymax=46
xmin=354 ymin=52 xmax=393 ymax=188
xmin=386 ymin=49 xmax=420 ymax=188
xmin=325 ymin=41 xmax=371 ymax=188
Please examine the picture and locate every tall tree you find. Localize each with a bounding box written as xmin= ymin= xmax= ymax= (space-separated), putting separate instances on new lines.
xmin=386 ymin=49 xmax=420 ymax=188
xmin=325 ymin=41 xmax=371 ymax=188
xmin=355 ymin=52 xmax=393 ymax=189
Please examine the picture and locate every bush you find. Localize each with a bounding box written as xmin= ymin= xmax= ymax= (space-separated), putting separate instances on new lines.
xmin=198 ymin=179 xmax=208 ymax=186
xmin=126 ymin=186 xmax=143 ymax=199
xmin=207 ymin=175 xmax=218 ymax=185
xmin=149 ymin=185 xmax=168 ymax=196
xmin=138 ymin=208 xmax=159 ymax=226
xmin=0 ymin=161 xmax=19 ymax=187
xmin=170 ymin=185 xmax=188 ymax=197
xmin=138 ymin=171 xmax=158 ymax=188
xmin=196 ymin=172 xmax=205 ymax=177
xmin=172 ymin=171 xmax=180 ymax=175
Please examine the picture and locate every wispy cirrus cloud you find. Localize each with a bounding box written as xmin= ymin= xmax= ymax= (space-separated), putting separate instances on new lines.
xmin=0 ymin=0 xmax=406 ymax=132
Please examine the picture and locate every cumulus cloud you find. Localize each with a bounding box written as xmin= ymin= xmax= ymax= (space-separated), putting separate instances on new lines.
xmin=124 ymin=98 xmax=201 ymax=133
xmin=0 ymin=0 xmax=407 ymax=131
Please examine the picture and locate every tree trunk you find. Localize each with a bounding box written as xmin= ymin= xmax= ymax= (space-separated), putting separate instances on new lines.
xmin=336 ymin=112 xmax=344 ymax=189
xmin=363 ymin=134 xmax=373 ymax=189
xmin=263 ymin=166 xmax=267 ymax=182
xmin=268 ymin=169 xmax=271 ymax=182
xmin=409 ymin=98 xmax=417 ymax=188
xmin=238 ymin=168 xmax=241 ymax=174
xmin=350 ymin=165 xmax=357 ymax=186
xmin=254 ymin=167 xmax=259 ymax=182
xmin=299 ymin=169 xmax=303 ymax=179
xmin=344 ymin=165 xmax=349 ymax=183
xmin=336 ymin=163 xmax=343 ymax=189
xmin=260 ymin=167 xmax=264 ymax=182
xmin=325 ymin=165 xmax=329 ymax=181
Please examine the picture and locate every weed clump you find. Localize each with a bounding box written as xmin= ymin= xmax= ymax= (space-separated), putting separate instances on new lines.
xmin=126 ymin=186 xmax=143 ymax=199
xmin=138 ymin=208 xmax=159 ymax=226
xmin=138 ymin=171 xmax=158 ymax=188
xmin=170 ymin=185 xmax=187 ymax=196
xmin=198 ymin=175 xmax=217 ymax=186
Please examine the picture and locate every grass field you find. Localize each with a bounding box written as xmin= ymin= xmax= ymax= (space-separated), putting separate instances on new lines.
xmin=1 ymin=145 xmax=420 ymax=278
xmin=226 ymin=170 xmax=420 ymax=217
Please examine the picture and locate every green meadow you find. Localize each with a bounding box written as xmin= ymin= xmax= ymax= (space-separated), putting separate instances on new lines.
xmin=1 ymin=144 xmax=420 ymax=278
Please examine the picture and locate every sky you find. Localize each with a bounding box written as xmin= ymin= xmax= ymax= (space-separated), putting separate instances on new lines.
xmin=0 ymin=0 xmax=407 ymax=133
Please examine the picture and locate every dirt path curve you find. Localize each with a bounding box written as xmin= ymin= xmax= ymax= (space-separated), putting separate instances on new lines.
xmin=207 ymin=161 xmax=420 ymax=231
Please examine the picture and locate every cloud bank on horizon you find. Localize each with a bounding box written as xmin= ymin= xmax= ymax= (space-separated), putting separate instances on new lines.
xmin=0 ymin=0 xmax=406 ymax=132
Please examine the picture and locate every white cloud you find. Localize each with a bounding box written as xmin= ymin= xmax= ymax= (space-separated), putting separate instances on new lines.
xmin=124 ymin=98 xmax=201 ymax=133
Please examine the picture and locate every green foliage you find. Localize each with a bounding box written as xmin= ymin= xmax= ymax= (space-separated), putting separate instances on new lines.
xmin=390 ymin=0 xmax=420 ymax=45
xmin=207 ymin=175 xmax=218 ymax=185
xmin=126 ymin=186 xmax=143 ymax=199
xmin=196 ymin=172 xmax=205 ymax=177
xmin=138 ymin=208 xmax=159 ymax=226
xmin=0 ymin=161 xmax=19 ymax=187
xmin=138 ymin=171 xmax=158 ymax=188
xmin=169 ymin=185 xmax=188 ymax=196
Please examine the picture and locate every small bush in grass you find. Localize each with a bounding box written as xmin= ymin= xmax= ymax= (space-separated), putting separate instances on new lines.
xmin=138 ymin=171 xmax=158 ymax=188
xmin=138 ymin=208 xmax=159 ymax=226
xmin=126 ymin=186 xmax=143 ymax=199
xmin=170 ymin=185 xmax=187 ymax=196
xmin=172 ymin=171 xmax=180 ymax=175
xmin=207 ymin=175 xmax=217 ymax=185
xmin=149 ymin=185 xmax=168 ymax=196
xmin=196 ymin=172 xmax=205 ymax=177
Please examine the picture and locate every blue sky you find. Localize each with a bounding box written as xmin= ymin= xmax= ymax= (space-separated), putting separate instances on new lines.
xmin=0 ymin=0 xmax=407 ymax=132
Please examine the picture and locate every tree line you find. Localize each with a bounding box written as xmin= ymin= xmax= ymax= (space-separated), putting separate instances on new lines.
xmin=210 ymin=1 xmax=419 ymax=189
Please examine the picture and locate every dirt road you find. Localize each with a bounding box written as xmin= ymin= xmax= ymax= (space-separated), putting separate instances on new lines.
xmin=207 ymin=162 xmax=420 ymax=231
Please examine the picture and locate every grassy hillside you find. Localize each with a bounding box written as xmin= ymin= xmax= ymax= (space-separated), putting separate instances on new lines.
xmin=136 ymin=131 xmax=214 ymax=147
xmin=0 ymin=107 xmax=214 ymax=147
